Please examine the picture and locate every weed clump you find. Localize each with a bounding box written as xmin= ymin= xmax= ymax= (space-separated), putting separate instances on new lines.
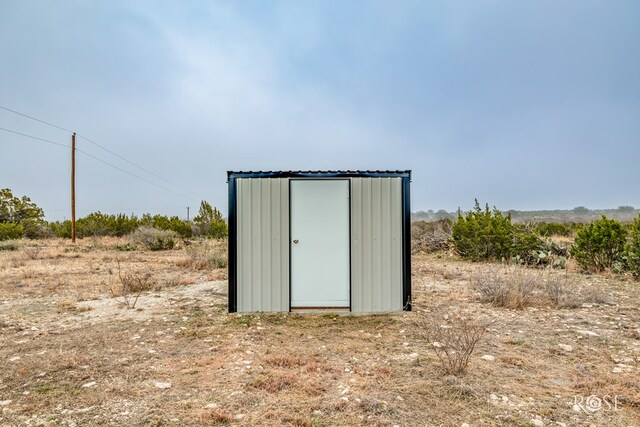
xmin=182 ymin=240 xmax=227 ymax=269
xmin=110 ymin=260 xmax=154 ymax=308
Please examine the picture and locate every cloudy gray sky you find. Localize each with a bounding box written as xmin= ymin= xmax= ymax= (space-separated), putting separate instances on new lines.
xmin=1 ymin=1 xmax=638 ymax=220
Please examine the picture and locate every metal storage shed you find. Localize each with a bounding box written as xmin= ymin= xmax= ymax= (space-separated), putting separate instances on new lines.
xmin=227 ymin=170 xmax=411 ymax=313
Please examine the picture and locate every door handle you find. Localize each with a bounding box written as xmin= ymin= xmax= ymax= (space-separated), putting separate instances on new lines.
xmin=293 ymin=239 xmax=299 ymax=244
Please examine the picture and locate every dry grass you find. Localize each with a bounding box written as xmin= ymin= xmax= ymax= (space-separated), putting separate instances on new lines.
xmin=471 ymin=266 xmax=613 ymax=310
xmin=178 ymin=239 xmax=228 ymax=270
xmin=0 ymin=240 xmax=639 ymax=426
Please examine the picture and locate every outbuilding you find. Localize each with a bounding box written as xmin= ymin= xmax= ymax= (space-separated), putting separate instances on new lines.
xmin=227 ymin=170 xmax=411 ymax=313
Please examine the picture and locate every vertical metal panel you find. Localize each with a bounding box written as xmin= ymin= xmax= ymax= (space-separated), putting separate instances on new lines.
xmin=351 ymin=177 xmax=403 ymax=312
xmin=237 ymin=178 xmax=289 ymax=312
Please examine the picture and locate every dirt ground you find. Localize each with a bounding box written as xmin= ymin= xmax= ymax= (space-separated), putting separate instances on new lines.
xmin=1 ymin=238 xmax=639 ymax=426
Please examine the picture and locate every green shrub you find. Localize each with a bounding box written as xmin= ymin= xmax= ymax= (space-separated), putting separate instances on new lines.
xmin=452 ymin=200 xmax=513 ymax=261
xmin=21 ymin=218 xmax=53 ymax=239
xmin=130 ymin=226 xmax=176 ymax=250
xmin=141 ymin=214 xmax=192 ymax=238
xmin=569 ymin=216 xmax=627 ymax=272
xmin=625 ymin=215 xmax=640 ymax=278
xmin=193 ymin=201 xmax=228 ymax=239
xmin=0 ymin=222 xmax=24 ymax=241
xmin=49 ymin=220 xmax=72 ymax=238
xmin=452 ymin=200 xmax=565 ymax=268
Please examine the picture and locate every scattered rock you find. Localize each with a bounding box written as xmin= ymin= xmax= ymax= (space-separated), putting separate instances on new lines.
xmin=0 ymin=400 xmax=11 ymax=406
xmin=577 ymin=330 xmax=599 ymax=337
xmin=480 ymin=355 xmax=495 ymax=361
xmin=530 ymin=418 xmax=544 ymax=427
xmin=558 ymin=344 xmax=573 ymax=352
xmin=81 ymin=381 xmax=96 ymax=388
xmin=205 ymin=403 xmax=218 ymax=409
xmin=490 ymin=393 xmax=499 ymax=401
xmin=8 ymin=356 xmax=20 ymax=362
xmin=155 ymin=382 xmax=172 ymax=389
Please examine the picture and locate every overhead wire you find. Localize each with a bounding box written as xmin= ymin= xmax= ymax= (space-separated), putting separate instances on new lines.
xmin=75 ymin=148 xmax=193 ymax=199
xmin=0 ymin=104 xmax=204 ymax=200
xmin=76 ymin=133 xmax=203 ymax=198
xmin=0 ymin=126 xmax=68 ymax=149
xmin=0 ymin=125 xmax=192 ymax=200
xmin=0 ymin=105 xmax=74 ymax=133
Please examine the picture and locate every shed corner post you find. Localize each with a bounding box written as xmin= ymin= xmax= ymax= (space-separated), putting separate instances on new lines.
xmin=228 ymin=175 xmax=238 ymax=313
xmin=402 ymin=175 xmax=412 ymax=311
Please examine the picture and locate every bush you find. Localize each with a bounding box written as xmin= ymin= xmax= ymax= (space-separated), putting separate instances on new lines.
xmin=21 ymin=218 xmax=53 ymax=239
xmin=110 ymin=260 xmax=154 ymax=309
xmin=49 ymin=220 xmax=72 ymax=238
xmin=625 ymin=215 xmax=640 ymax=278
xmin=141 ymin=214 xmax=192 ymax=238
xmin=452 ymin=201 xmax=569 ymax=268
xmin=130 ymin=226 xmax=177 ymax=250
xmin=570 ymin=216 xmax=627 ymax=272
xmin=452 ymin=200 xmax=513 ymax=261
xmin=415 ymin=312 xmax=493 ymax=375
xmin=0 ymin=222 xmax=24 ymax=241
xmin=411 ymin=219 xmax=452 ymax=253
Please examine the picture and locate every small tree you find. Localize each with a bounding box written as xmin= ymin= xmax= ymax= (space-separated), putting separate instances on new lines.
xmin=194 ymin=201 xmax=227 ymax=238
xmin=0 ymin=188 xmax=44 ymax=223
xmin=625 ymin=215 xmax=640 ymax=278
xmin=570 ymin=216 xmax=627 ymax=272
xmin=452 ymin=200 xmax=514 ymax=261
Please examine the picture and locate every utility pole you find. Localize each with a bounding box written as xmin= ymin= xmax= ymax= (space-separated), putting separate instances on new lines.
xmin=71 ymin=133 xmax=76 ymax=243
xmin=186 ymin=206 xmax=190 ymax=221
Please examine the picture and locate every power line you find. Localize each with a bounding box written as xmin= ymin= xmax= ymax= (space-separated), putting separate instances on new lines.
xmin=0 ymin=104 xmax=204 ymax=199
xmin=0 ymin=125 xmax=193 ymax=200
xmin=76 ymin=148 xmax=193 ymax=200
xmin=77 ymin=134 xmax=203 ymax=198
xmin=0 ymin=105 xmax=74 ymax=133
xmin=0 ymin=126 xmax=68 ymax=149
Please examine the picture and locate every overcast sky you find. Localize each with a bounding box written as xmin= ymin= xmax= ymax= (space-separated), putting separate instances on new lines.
xmin=1 ymin=1 xmax=638 ymax=220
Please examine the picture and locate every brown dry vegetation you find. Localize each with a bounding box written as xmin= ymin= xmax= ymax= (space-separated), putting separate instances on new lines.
xmin=0 ymin=238 xmax=639 ymax=426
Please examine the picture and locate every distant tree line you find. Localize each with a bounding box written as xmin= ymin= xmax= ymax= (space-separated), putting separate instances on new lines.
xmin=413 ymin=205 xmax=639 ymax=223
xmin=0 ymin=188 xmax=227 ymax=241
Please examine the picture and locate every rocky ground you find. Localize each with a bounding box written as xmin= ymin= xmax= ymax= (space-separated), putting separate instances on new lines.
xmin=0 ymin=238 xmax=639 ymax=426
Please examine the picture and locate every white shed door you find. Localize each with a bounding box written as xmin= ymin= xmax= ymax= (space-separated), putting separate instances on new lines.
xmin=290 ymin=180 xmax=350 ymax=308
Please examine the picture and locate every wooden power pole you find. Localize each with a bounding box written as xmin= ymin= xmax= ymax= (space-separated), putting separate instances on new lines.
xmin=71 ymin=133 xmax=76 ymax=243
xmin=187 ymin=206 xmax=190 ymax=221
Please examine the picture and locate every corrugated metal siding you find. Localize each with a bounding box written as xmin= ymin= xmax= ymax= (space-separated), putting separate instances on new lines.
xmin=237 ymin=178 xmax=289 ymax=312
xmin=351 ymin=177 xmax=403 ymax=312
